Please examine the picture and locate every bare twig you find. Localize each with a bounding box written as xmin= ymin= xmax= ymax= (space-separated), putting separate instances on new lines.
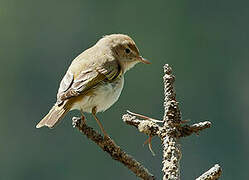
xmin=123 ymin=64 xmax=220 ymax=180
xmin=161 ymin=64 xmax=182 ymax=180
xmin=72 ymin=117 xmax=155 ymax=180
xmin=123 ymin=115 xmax=211 ymax=139
xmin=123 ymin=114 xmax=161 ymax=137
xmin=196 ymin=164 xmax=222 ymax=180
xmin=179 ymin=121 xmax=211 ymax=137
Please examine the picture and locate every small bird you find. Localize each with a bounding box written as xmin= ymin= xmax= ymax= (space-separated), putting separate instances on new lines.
xmin=36 ymin=34 xmax=150 ymax=136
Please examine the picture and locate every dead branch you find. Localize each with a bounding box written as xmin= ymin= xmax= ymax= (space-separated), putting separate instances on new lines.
xmin=179 ymin=121 xmax=211 ymax=137
xmin=123 ymin=64 xmax=221 ymax=180
xmin=72 ymin=117 xmax=155 ymax=180
xmin=73 ymin=64 xmax=222 ymax=180
xmin=161 ymin=64 xmax=182 ymax=180
xmin=196 ymin=164 xmax=222 ymax=180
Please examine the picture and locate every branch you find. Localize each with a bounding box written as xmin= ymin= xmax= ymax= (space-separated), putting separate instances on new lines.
xmin=123 ymin=115 xmax=211 ymax=139
xmin=179 ymin=121 xmax=211 ymax=137
xmin=196 ymin=164 xmax=222 ymax=180
xmin=72 ymin=117 xmax=155 ymax=180
xmin=161 ymin=64 xmax=182 ymax=180
xmin=123 ymin=64 xmax=220 ymax=180
xmin=123 ymin=114 xmax=161 ymax=137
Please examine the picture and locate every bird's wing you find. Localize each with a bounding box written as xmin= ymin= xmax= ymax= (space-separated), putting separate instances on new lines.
xmin=56 ymin=60 xmax=121 ymax=106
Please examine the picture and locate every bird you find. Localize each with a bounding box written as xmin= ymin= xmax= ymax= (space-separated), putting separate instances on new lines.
xmin=36 ymin=34 xmax=150 ymax=137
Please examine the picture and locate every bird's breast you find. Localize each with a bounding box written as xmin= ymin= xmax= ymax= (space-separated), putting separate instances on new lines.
xmin=71 ymin=76 xmax=124 ymax=113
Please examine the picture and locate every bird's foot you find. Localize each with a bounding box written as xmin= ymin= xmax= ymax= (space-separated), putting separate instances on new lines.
xmin=72 ymin=117 xmax=85 ymax=128
xmin=72 ymin=117 xmax=81 ymax=128
xmin=103 ymin=134 xmax=111 ymax=140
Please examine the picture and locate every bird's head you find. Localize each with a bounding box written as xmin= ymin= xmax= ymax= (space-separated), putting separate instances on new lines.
xmin=97 ymin=34 xmax=150 ymax=73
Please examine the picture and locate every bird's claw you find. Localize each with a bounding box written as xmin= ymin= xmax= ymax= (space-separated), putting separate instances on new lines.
xmin=72 ymin=117 xmax=82 ymax=128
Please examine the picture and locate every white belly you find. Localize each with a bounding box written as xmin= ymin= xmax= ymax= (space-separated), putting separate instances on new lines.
xmin=71 ymin=76 xmax=124 ymax=113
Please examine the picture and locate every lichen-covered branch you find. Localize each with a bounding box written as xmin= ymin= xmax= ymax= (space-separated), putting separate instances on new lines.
xmin=196 ymin=164 xmax=222 ymax=180
xmin=122 ymin=115 xmax=211 ymax=140
xmin=123 ymin=64 xmax=219 ymax=180
xmin=72 ymin=117 xmax=155 ymax=180
xmin=123 ymin=114 xmax=161 ymax=137
xmin=179 ymin=121 xmax=211 ymax=137
xmin=161 ymin=64 xmax=182 ymax=180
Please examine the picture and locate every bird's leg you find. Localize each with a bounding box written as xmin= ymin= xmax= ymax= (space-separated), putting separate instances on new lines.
xmin=80 ymin=109 xmax=86 ymax=124
xmin=92 ymin=107 xmax=109 ymax=138
xmin=127 ymin=110 xmax=163 ymax=123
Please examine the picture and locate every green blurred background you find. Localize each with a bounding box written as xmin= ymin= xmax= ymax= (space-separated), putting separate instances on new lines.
xmin=0 ymin=0 xmax=248 ymax=179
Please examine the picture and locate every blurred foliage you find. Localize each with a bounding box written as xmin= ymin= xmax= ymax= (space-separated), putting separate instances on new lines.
xmin=0 ymin=0 xmax=248 ymax=179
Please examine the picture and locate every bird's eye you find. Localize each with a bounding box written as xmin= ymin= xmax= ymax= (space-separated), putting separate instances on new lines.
xmin=125 ymin=48 xmax=131 ymax=54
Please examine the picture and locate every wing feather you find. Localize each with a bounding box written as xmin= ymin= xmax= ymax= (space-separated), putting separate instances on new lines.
xmin=56 ymin=60 xmax=121 ymax=106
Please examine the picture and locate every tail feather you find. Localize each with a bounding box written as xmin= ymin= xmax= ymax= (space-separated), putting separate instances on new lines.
xmin=36 ymin=104 xmax=70 ymax=129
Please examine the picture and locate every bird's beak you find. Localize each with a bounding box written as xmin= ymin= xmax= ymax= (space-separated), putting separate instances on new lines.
xmin=137 ymin=56 xmax=151 ymax=64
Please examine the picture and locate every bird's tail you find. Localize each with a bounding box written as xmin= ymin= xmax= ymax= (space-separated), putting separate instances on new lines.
xmin=36 ymin=103 xmax=70 ymax=129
